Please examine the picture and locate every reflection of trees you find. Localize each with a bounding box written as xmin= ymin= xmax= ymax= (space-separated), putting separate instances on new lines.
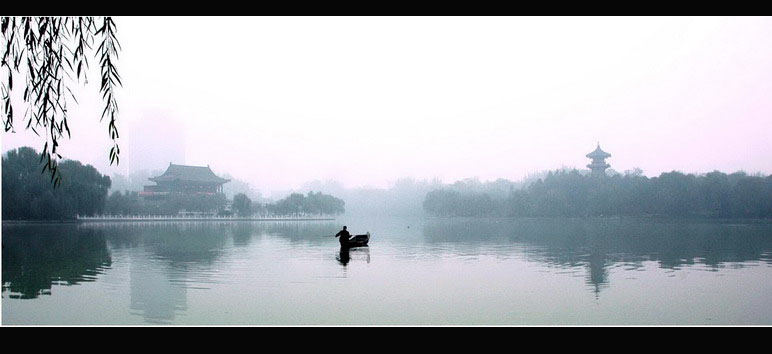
xmin=138 ymin=224 xmax=227 ymax=266
xmin=91 ymin=221 xmax=339 ymax=248
xmin=126 ymin=224 xmax=228 ymax=323
xmin=2 ymin=225 xmax=111 ymax=299
xmin=231 ymin=223 xmax=255 ymax=247
xmin=87 ymin=221 xmax=337 ymax=323
xmin=423 ymin=218 xmax=772 ymax=295
xmin=100 ymin=223 xmax=229 ymax=324
xmin=252 ymin=222 xmax=339 ymax=244
xmin=3 ymin=221 xmax=345 ymax=323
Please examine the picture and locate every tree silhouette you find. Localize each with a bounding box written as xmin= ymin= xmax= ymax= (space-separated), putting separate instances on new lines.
xmin=232 ymin=193 xmax=252 ymax=217
xmin=1 ymin=17 xmax=121 ymax=186
xmin=2 ymin=146 xmax=112 ymax=220
xmin=424 ymin=169 xmax=772 ymax=219
xmin=268 ymin=192 xmax=345 ymax=215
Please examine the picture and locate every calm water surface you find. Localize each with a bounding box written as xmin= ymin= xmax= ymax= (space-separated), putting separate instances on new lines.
xmin=3 ymin=217 xmax=772 ymax=325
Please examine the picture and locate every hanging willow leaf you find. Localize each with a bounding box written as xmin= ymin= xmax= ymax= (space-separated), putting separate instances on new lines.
xmin=1 ymin=16 xmax=122 ymax=187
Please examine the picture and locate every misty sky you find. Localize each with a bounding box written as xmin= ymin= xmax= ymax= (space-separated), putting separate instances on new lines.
xmin=3 ymin=17 xmax=772 ymax=193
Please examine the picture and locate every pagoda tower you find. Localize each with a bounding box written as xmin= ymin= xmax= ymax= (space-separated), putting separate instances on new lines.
xmin=586 ymin=143 xmax=611 ymax=176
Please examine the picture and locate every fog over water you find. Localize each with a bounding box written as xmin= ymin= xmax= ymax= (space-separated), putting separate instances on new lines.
xmin=3 ymin=17 xmax=772 ymax=195
xmin=4 ymin=218 xmax=772 ymax=325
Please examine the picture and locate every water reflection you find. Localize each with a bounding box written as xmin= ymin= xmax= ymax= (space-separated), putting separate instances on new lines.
xmin=91 ymin=221 xmax=337 ymax=323
xmin=337 ymin=247 xmax=350 ymax=266
xmin=2 ymin=225 xmax=111 ymax=299
xmin=255 ymin=221 xmax=339 ymax=244
xmin=423 ymin=218 xmax=772 ymax=294
xmin=117 ymin=223 xmax=229 ymax=323
xmin=232 ymin=223 xmax=255 ymax=247
xmin=129 ymin=260 xmax=187 ymax=324
xmin=337 ymin=246 xmax=371 ymax=267
xmin=3 ymin=218 xmax=772 ymax=324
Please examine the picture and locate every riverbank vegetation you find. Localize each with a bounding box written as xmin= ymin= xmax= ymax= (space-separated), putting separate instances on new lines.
xmin=5 ymin=146 xmax=770 ymax=220
xmin=3 ymin=147 xmax=346 ymax=220
xmin=424 ymin=169 xmax=772 ymax=218
xmin=2 ymin=147 xmax=112 ymax=220
xmin=267 ymin=192 xmax=345 ymax=215
xmin=104 ymin=191 xmax=227 ymax=216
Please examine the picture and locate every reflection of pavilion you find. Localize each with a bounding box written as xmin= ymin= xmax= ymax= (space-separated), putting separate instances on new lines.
xmin=586 ymin=251 xmax=609 ymax=297
xmin=129 ymin=260 xmax=187 ymax=324
xmin=125 ymin=224 xmax=228 ymax=324
xmin=422 ymin=218 xmax=772 ymax=297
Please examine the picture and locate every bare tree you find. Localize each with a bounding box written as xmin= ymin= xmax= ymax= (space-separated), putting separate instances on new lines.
xmin=1 ymin=17 xmax=121 ymax=186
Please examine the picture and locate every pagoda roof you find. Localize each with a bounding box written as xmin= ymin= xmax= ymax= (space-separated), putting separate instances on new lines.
xmin=586 ymin=144 xmax=611 ymax=159
xmin=149 ymin=163 xmax=231 ymax=184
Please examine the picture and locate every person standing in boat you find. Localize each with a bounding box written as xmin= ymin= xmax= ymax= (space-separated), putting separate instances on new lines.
xmin=335 ymin=226 xmax=351 ymax=247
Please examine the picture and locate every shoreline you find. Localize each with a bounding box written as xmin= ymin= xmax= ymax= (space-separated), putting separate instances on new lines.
xmin=3 ymin=217 xmax=336 ymax=225
xmin=4 ymin=215 xmax=771 ymax=226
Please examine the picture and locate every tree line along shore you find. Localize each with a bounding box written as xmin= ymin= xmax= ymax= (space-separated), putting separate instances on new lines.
xmin=424 ymin=169 xmax=772 ymax=218
xmin=2 ymin=147 xmax=345 ymax=221
xmin=4 ymin=146 xmax=772 ymax=221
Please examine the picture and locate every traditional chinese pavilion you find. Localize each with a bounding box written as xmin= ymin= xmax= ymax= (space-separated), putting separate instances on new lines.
xmin=141 ymin=163 xmax=230 ymax=197
xmin=586 ymin=143 xmax=611 ymax=176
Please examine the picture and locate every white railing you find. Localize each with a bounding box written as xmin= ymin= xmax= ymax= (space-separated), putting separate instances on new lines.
xmin=76 ymin=213 xmax=335 ymax=221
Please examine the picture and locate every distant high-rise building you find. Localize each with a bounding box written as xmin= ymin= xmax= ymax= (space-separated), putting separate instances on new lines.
xmin=586 ymin=143 xmax=611 ymax=176
xmin=127 ymin=110 xmax=187 ymax=175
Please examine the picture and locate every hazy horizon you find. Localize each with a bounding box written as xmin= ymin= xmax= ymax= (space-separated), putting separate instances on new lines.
xmin=3 ymin=17 xmax=772 ymax=194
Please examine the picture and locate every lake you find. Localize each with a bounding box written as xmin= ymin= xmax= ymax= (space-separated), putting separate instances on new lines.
xmin=3 ymin=217 xmax=772 ymax=325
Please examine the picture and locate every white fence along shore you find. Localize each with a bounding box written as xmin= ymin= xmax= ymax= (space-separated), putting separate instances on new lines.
xmin=77 ymin=214 xmax=336 ymax=222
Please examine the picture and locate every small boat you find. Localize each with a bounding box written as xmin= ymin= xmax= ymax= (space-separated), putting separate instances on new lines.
xmin=346 ymin=232 xmax=370 ymax=247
